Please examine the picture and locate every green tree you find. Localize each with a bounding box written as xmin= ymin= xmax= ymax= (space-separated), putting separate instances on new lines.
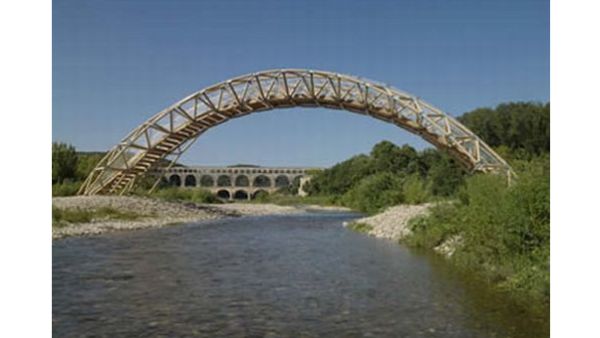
xmin=370 ymin=141 xmax=418 ymax=174
xmin=307 ymin=154 xmax=374 ymax=195
xmin=52 ymin=142 xmax=78 ymax=184
xmin=459 ymin=102 xmax=550 ymax=156
xmin=428 ymin=154 xmax=466 ymax=197
xmin=76 ymin=152 xmax=104 ymax=180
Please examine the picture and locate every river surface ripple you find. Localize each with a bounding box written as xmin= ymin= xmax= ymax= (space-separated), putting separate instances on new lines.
xmin=53 ymin=212 xmax=548 ymax=337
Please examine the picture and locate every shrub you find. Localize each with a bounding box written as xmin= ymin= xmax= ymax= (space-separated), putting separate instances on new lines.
xmin=404 ymin=156 xmax=550 ymax=302
xmin=347 ymin=222 xmax=373 ymax=233
xmin=341 ymin=172 xmax=404 ymax=214
xmin=52 ymin=181 xmax=82 ymax=196
xmin=402 ymin=175 xmax=431 ymax=204
xmin=252 ymin=190 xmax=270 ymax=202
xmin=405 ymin=202 xmax=461 ymax=248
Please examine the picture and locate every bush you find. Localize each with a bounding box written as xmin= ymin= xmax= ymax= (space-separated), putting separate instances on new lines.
xmin=52 ymin=181 xmax=81 ymax=196
xmin=402 ymin=175 xmax=431 ymax=204
xmin=341 ymin=172 xmax=404 ymax=214
xmin=405 ymin=202 xmax=462 ymax=248
xmin=405 ymin=156 xmax=550 ymax=302
xmin=252 ymin=190 xmax=270 ymax=202
xmin=347 ymin=222 xmax=373 ymax=233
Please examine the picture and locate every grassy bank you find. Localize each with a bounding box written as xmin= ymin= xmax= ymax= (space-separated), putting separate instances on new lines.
xmin=346 ymin=222 xmax=373 ymax=233
xmin=52 ymin=207 xmax=148 ymax=228
xmin=52 ymin=181 xmax=82 ymax=196
xmin=403 ymin=156 xmax=550 ymax=304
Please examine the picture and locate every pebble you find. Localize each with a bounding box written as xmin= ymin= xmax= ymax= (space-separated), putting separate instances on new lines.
xmin=52 ymin=196 xmax=350 ymax=239
xmin=348 ymin=204 xmax=432 ymax=241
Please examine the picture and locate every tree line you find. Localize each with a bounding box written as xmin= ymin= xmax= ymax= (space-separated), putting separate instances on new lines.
xmin=304 ymin=101 xmax=549 ymax=213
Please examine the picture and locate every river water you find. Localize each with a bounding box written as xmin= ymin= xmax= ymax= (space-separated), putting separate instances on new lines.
xmin=53 ymin=212 xmax=548 ymax=337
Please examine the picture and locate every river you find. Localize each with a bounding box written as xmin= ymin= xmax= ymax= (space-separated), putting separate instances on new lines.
xmin=53 ymin=212 xmax=549 ymax=337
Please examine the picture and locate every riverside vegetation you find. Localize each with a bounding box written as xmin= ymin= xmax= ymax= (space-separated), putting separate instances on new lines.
xmin=52 ymin=206 xmax=146 ymax=228
xmin=53 ymin=101 xmax=549 ymax=304
xmin=305 ymin=102 xmax=550 ymax=306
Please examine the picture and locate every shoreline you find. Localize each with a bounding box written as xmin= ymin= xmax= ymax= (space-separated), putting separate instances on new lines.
xmin=344 ymin=204 xmax=433 ymax=242
xmin=52 ymin=196 xmax=351 ymax=239
xmin=344 ymin=203 xmax=462 ymax=258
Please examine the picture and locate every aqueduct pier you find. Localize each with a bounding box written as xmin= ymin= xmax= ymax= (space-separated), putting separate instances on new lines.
xmin=152 ymin=165 xmax=318 ymax=200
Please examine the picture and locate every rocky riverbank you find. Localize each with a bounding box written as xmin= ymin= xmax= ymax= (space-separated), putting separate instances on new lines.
xmin=345 ymin=203 xmax=464 ymax=258
xmin=345 ymin=204 xmax=432 ymax=241
xmin=52 ymin=196 xmax=350 ymax=239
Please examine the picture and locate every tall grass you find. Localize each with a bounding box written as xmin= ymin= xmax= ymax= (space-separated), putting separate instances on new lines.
xmin=52 ymin=207 xmax=145 ymax=228
xmin=52 ymin=181 xmax=81 ymax=196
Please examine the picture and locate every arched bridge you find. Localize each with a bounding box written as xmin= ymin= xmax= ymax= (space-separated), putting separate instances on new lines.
xmin=79 ymin=69 xmax=514 ymax=196
xmin=155 ymin=165 xmax=317 ymax=200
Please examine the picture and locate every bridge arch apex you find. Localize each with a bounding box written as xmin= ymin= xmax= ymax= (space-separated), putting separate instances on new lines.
xmin=78 ymin=69 xmax=514 ymax=195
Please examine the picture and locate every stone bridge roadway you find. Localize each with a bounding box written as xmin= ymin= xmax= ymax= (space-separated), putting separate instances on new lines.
xmin=153 ymin=165 xmax=319 ymax=200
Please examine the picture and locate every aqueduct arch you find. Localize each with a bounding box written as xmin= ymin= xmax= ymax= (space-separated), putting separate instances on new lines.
xmin=78 ymin=69 xmax=514 ymax=196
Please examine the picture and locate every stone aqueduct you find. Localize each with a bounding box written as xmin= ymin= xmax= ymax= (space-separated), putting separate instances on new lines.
xmin=155 ymin=165 xmax=316 ymax=200
xmin=79 ymin=69 xmax=514 ymax=196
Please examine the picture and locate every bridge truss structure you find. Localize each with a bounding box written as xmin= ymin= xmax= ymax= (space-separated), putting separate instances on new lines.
xmin=79 ymin=69 xmax=514 ymax=195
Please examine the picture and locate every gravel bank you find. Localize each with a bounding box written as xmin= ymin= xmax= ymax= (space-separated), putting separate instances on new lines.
xmin=52 ymin=196 xmax=351 ymax=239
xmin=215 ymin=203 xmax=351 ymax=216
xmin=346 ymin=204 xmax=432 ymax=241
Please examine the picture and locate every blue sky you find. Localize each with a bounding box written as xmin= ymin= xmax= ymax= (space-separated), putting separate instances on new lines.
xmin=53 ymin=0 xmax=549 ymax=167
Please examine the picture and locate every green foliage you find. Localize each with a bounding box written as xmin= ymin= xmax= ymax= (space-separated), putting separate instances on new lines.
xmin=51 ymin=144 xmax=107 ymax=194
xmin=252 ymin=190 xmax=270 ymax=202
xmin=76 ymin=152 xmax=104 ymax=180
xmin=304 ymin=141 xmax=467 ymax=213
xmin=341 ymin=172 xmax=404 ymax=214
xmin=347 ymin=222 xmax=373 ymax=233
xmin=52 ymin=181 xmax=82 ymax=196
xmin=150 ymin=188 xmax=221 ymax=204
xmin=459 ymin=102 xmax=550 ymax=156
xmin=303 ymin=101 xmax=548 ymax=215
xmin=427 ymin=155 xmax=466 ymax=196
xmin=402 ymin=175 xmax=431 ymax=204
xmin=370 ymin=141 xmax=419 ymax=174
xmin=52 ymin=207 xmax=90 ymax=226
xmin=306 ymin=154 xmax=374 ymax=196
xmin=52 ymin=206 xmax=145 ymax=227
xmin=406 ymin=156 xmax=550 ymax=302
xmin=52 ymin=142 xmax=78 ymax=184
xmin=405 ymin=203 xmax=462 ymax=249
xmin=131 ymin=174 xmax=169 ymax=191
